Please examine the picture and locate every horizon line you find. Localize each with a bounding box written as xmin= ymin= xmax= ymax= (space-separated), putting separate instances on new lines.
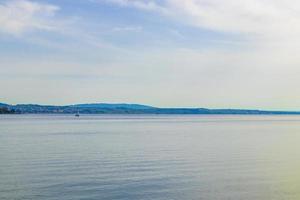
xmin=1 ymin=101 xmax=300 ymax=112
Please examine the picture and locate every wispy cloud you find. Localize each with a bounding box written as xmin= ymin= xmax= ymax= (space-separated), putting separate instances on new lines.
xmin=103 ymin=0 xmax=300 ymax=41
xmin=112 ymin=26 xmax=143 ymax=32
xmin=165 ymin=0 xmax=300 ymax=41
xmin=0 ymin=0 xmax=61 ymax=35
xmin=102 ymin=0 xmax=166 ymax=12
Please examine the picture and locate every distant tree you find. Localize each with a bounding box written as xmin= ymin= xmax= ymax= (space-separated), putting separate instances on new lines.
xmin=0 ymin=107 xmax=15 ymax=114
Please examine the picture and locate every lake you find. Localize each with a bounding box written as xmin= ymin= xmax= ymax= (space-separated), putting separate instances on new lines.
xmin=1 ymin=115 xmax=300 ymax=200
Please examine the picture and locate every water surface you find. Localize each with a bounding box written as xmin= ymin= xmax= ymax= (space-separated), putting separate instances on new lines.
xmin=1 ymin=115 xmax=300 ymax=200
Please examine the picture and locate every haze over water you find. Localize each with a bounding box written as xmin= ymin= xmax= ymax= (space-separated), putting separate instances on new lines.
xmin=1 ymin=115 xmax=300 ymax=200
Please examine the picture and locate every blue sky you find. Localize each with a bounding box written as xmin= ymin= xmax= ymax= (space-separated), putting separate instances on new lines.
xmin=1 ymin=0 xmax=300 ymax=110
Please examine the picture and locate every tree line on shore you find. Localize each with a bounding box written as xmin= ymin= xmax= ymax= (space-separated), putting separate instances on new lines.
xmin=0 ymin=107 xmax=15 ymax=114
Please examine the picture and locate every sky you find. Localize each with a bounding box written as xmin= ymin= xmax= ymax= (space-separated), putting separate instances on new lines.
xmin=1 ymin=0 xmax=300 ymax=110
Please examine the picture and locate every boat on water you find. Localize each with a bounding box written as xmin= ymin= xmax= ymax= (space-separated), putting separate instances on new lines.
xmin=75 ymin=112 xmax=80 ymax=117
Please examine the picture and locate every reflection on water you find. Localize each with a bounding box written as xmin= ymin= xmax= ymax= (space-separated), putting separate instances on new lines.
xmin=1 ymin=115 xmax=300 ymax=200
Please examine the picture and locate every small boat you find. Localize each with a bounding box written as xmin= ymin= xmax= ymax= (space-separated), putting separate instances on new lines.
xmin=75 ymin=112 xmax=80 ymax=117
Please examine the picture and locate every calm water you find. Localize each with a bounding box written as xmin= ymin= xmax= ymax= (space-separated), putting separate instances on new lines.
xmin=1 ymin=115 xmax=300 ymax=200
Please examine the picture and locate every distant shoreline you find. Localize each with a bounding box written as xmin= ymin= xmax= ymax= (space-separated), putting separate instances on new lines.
xmin=1 ymin=103 xmax=300 ymax=115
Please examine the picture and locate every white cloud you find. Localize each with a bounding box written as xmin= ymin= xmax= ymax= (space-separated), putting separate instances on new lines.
xmin=112 ymin=25 xmax=143 ymax=32
xmin=103 ymin=0 xmax=165 ymax=12
xmin=165 ymin=0 xmax=300 ymax=41
xmin=104 ymin=0 xmax=300 ymax=41
xmin=0 ymin=0 xmax=60 ymax=35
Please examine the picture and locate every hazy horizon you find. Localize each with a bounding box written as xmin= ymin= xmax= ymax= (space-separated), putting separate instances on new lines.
xmin=3 ymin=101 xmax=300 ymax=112
xmin=1 ymin=0 xmax=300 ymax=110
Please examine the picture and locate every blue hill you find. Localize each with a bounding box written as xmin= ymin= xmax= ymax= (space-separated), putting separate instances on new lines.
xmin=71 ymin=103 xmax=155 ymax=109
